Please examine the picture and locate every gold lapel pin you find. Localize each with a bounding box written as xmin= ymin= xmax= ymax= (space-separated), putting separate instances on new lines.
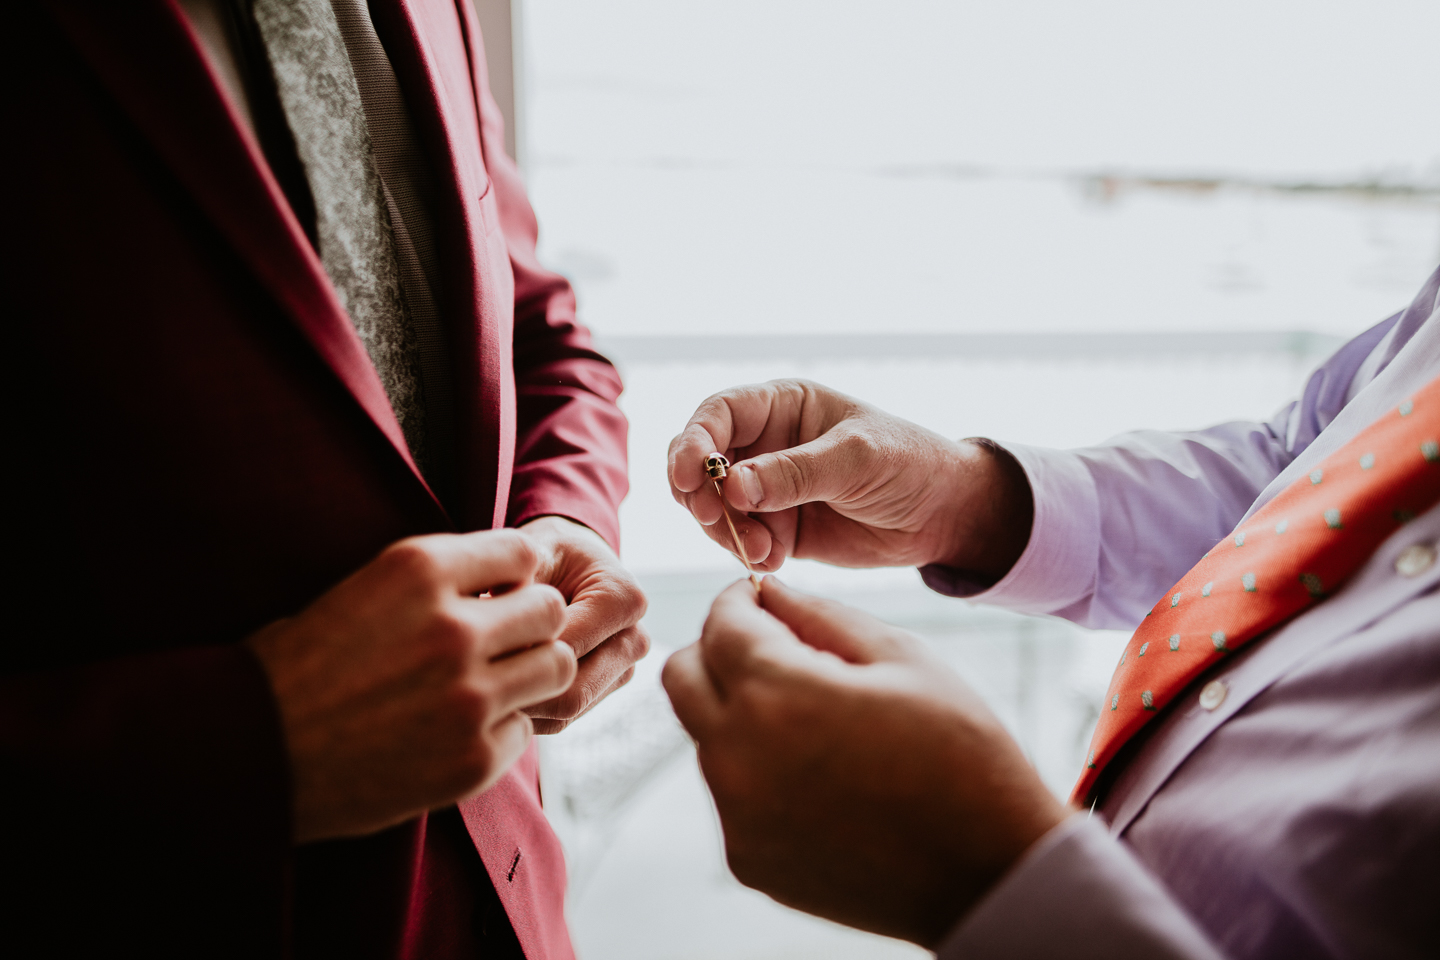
xmin=704 ymin=452 xmax=762 ymax=590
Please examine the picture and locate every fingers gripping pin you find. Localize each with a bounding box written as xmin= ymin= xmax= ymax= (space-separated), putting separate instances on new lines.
xmin=704 ymin=453 xmax=762 ymax=590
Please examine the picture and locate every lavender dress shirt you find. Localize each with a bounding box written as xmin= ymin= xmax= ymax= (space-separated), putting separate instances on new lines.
xmin=929 ymin=266 xmax=1440 ymax=960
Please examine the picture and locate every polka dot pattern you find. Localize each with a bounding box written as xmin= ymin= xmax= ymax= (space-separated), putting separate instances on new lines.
xmin=1073 ymin=382 xmax=1440 ymax=805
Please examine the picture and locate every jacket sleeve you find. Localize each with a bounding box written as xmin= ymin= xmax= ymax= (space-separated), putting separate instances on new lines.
xmin=463 ymin=9 xmax=630 ymax=553
xmin=937 ymin=815 xmax=1227 ymax=960
xmin=921 ymin=313 xmax=1402 ymax=629
xmin=0 ymin=645 xmax=292 ymax=957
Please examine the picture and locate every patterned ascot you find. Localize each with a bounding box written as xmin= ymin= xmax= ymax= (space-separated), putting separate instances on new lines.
xmin=251 ymin=0 xmax=429 ymax=470
xmin=1073 ymin=374 xmax=1440 ymax=805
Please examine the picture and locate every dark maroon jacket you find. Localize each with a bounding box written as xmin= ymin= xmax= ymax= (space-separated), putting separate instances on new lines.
xmin=0 ymin=1 xmax=628 ymax=957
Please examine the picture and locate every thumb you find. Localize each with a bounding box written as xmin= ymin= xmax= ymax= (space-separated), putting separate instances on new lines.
xmin=758 ymin=577 xmax=922 ymax=665
xmin=727 ymin=429 xmax=862 ymax=513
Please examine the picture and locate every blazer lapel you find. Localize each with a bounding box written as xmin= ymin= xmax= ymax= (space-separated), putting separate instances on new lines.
xmin=369 ymin=0 xmax=513 ymax=534
xmin=367 ymin=9 xmax=571 ymax=958
xmin=47 ymin=0 xmax=445 ymax=515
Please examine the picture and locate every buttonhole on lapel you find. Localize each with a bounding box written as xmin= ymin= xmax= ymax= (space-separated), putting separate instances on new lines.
xmin=507 ymin=848 xmax=522 ymax=883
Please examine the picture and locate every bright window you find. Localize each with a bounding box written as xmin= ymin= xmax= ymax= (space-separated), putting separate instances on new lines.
xmin=521 ymin=2 xmax=1440 ymax=956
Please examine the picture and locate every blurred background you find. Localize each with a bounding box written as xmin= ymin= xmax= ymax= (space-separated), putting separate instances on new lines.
xmin=474 ymin=1 xmax=1440 ymax=957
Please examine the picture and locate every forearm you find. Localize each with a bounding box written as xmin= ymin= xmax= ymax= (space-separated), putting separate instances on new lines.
xmin=925 ymin=422 xmax=1303 ymax=628
xmin=938 ymin=815 xmax=1226 ymax=960
xmin=508 ymin=348 xmax=629 ymax=551
xmin=924 ymin=314 xmax=1404 ymax=628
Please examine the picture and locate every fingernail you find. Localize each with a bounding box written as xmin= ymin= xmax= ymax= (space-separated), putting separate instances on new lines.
xmin=737 ymin=465 xmax=764 ymax=506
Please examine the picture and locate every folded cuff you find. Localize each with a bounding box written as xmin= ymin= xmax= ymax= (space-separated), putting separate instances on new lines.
xmin=937 ymin=814 xmax=1224 ymax=960
xmin=921 ymin=442 xmax=1101 ymax=616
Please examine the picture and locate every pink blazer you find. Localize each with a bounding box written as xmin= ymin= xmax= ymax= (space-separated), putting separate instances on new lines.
xmin=0 ymin=1 xmax=628 ymax=957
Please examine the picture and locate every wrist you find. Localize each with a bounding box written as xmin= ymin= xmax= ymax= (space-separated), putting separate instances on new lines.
xmin=933 ymin=439 xmax=1033 ymax=583
xmin=919 ymin=744 xmax=1067 ymax=948
xmin=517 ymin=514 xmax=592 ymax=551
xmin=518 ymin=514 xmax=588 ymax=534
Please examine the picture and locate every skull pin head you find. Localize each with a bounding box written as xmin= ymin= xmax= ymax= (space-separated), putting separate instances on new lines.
xmin=704 ymin=452 xmax=730 ymax=480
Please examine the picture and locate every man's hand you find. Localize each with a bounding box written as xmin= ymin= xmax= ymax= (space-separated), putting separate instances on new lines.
xmin=518 ymin=516 xmax=650 ymax=733
xmin=666 ymin=379 xmax=1032 ymax=579
xmin=662 ymin=578 xmax=1066 ymax=947
xmin=246 ymin=530 xmax=577 ymax=843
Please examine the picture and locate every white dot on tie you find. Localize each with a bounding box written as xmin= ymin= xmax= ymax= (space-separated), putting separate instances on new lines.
xmin=1199 ymin=679 xmax=1227 ymax=711
xmin=1324 ymin=508 xmax=1342 ymax=529
xmin=1359 ymin=452 xmax=1375 ymax=470
xmin=1275 ymin=519 xmax=1288 ymax=534
xmin=1241 ymin=572 xmax=1256 ymax=592
xmin=1395 ymin=543 xmax=1436 ymax=578
xmin=1171 ymin=592 xmax=1183 ymax=607
xmin=1169 ymin=634 xmax=1181 ymax=651
xmin=1202 ymin=581 xmax=1213 ymax=597
xmin=1310 ymin=469 xmax=1323 ymax=485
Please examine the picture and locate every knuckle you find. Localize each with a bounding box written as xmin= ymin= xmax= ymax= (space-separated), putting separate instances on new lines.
xmin=627 ymin=627 xmax=652 ymax=662
xmin=699 ymin=607 xmax=724 ymax=644
xmin=422 ymin=611 xmax=476 ymax=676
xmin=449 ymin=737 xmax=496 ymax=793
xmin=615 ymin=578 xmax=648 ymax=622
xmin=659 ymin=654 xmax=687 ymax=693
xmin=532 ymin=585 xmax=568 ymax=632
xmin=784 ymin=378 xmax=823 ymax=417
xmin=695 ymin=393 xmax=733 ymax=421
xmin=836 ymin=425 xmax=882 ymax=467
xmin=548 ymin=688 xmax=588 ymax=721
xmin=530 ymin=642 xmax=577 ymax=697
xmin=780 ymin=376 xmax=816 ymax=400
xmin=551 ymin=638 xmax=580 ymax=677
xmin=494 ymin=528 xmax=540 ymax=575
xmin=771 ymin=450 xmax=808 ymax=500
xmin=382 ymin=538 xmax=444 ymax=585
xmin=514 ymin=531 xmax=542 ymax=570
xmin=450 ymin=679 xmax=492 ymax=729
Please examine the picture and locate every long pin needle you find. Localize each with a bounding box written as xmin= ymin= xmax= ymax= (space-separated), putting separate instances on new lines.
xmin=703 ymin=453 xmax=762 ymax=590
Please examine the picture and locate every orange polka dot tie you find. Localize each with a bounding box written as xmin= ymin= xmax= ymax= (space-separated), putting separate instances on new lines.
xmin=1072 ymin=378 xmax=1440 ymax=805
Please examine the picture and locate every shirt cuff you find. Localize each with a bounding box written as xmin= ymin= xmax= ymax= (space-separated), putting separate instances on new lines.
xmin=936 ymin=814 xmax=1225 ymax=960
xmin=920 ymin=442 xmax=1100 ymax=616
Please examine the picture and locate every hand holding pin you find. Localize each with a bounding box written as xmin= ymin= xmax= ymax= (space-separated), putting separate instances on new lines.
xmin=704 ymin=452 xmax=762 ymax=590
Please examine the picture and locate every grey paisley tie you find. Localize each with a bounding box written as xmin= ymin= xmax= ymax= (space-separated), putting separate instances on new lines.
xmin=251 ymin=0 xmax=429 ymax=472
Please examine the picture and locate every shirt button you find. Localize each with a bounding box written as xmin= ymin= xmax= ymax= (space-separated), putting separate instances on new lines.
xmin=1395 ymin=543 xmax=1436 ymax=578
xmin=1199 ymin=679 xmax=1228 ymax=711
